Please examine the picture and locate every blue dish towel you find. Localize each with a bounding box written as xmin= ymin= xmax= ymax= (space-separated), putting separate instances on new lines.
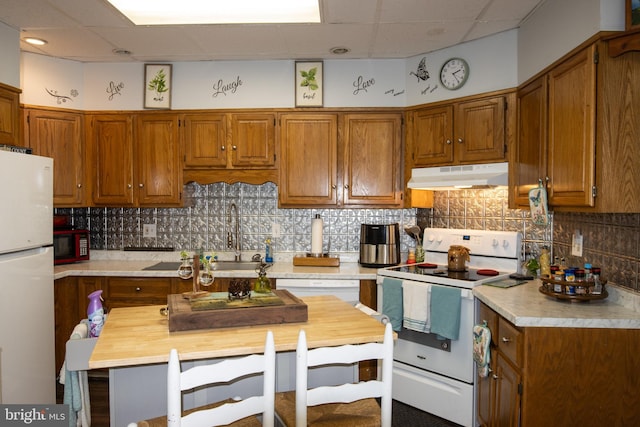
xmin=381 ymin=277 xmax=403 ymax=332
xmin=430 ymin=285 xmax=462 ymax=340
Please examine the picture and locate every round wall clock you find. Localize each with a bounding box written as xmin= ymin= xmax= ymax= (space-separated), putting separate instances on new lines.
xmin=439 ymin=58 xmax=469 ymax=90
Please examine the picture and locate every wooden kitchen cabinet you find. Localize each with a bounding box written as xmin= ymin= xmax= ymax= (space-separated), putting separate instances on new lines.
xmin=477 ymin=302 xmax=522 ymax=427
xmin=342 ymin=113 xmax=403 ymax=207
xmin=136 ymin=113 xmax=182 ymax=206
xmin=512 ymin=36 xmax=640 ymax=211
xmin=24 ymin=107 xmax=85 ymax=206
xmin=88 ymin=112 xmax=182 ymax=206
xmin=53 ymin=276 xmax=104 ymax=373
xmin=477 ymin=302 xmax=640 ymax=426
xmin=87 ymin=113 xmax=135 ymax=206
xmin=183 ymin=111 xmax=277 ymax=185
xmin=105 ymin=277 xmax=173 ymax=308
xmin=0 ymin=83 xmax=21 ymax=146
xmin=407 ymin=93 xmax=508 ymax=168
xmin=279 ymin=111 xmax=403 ymax=208
xmin=279 ymin=112 xmax=339 ymax=207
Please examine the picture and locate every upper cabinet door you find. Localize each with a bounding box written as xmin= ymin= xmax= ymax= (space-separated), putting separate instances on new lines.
xmin=410 ymin=105 xmax=454 ymax=167
xmin=455 ymin=96 xmax=506 ymax=164
xmin=183 ymin=113 xmax=228 ymax=168
xmin=136 ymin=114 xmax=182 ymax=206
xmin=0 ymin=84 xmax=20 ymax=146
xmin=88 ymin=114 xmax=135 ymax=206
xmin=547 ymin=45 xmax=596 ymax=207
xmin=343 ymin=113 xmax=403 ymax=207
xmin=279 ymin=113 xmax=338 ymax=207
xmin=26 ymin=109 xmax=85 ymax=206
xmin=230 ymin=113 xmax=276 ymax=168
xmin=513 ymin=76 xmax=548 ymax=207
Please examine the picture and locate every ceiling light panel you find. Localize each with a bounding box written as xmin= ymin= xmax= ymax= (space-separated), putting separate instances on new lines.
xmin=107 ymin=0 xmax=321 ymax=25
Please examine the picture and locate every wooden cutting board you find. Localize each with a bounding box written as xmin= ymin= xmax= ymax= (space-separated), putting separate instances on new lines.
xmin=167 ymin=289 xmax=308 ymax=332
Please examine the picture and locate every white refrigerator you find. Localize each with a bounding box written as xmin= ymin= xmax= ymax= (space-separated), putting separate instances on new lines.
xmin=0 ymin=150 xmax=55 ymax=404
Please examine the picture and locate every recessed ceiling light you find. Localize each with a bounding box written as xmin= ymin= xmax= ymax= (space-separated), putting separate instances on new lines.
xmin=24 ymin=37 xmax=47 ymax=46
xmin=330 ymin=47 xmax=350 ymax=55
xmin=107 ymin=0 xmax=321 ymax=25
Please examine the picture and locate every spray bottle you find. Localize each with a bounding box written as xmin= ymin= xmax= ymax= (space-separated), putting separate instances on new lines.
xmin=88 ymin=290 xmax=105 ymax=338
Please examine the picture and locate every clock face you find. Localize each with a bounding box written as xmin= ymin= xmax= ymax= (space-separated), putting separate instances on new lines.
xmin=439 ymin=58 xmax=469 ymax=90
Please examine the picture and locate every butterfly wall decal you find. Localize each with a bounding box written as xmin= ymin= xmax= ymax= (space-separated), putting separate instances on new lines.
xmin=410 ymin=57 xmax=429 ymax=82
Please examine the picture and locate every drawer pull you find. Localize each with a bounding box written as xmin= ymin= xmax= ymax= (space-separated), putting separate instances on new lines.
xmin=135 ymin=287 xmax=142 ymax=292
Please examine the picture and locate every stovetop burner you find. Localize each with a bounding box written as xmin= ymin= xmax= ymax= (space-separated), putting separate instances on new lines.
xmin=384 ymin=264 xmax=505 ymax=282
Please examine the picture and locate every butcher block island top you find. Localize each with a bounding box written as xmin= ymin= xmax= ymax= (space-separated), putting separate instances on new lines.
xmin=89 ymin=295 xmax=390 ymax=369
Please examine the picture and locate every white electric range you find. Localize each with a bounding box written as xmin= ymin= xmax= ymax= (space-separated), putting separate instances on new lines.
xmin=376 ymin=228 xmax=522 ymax=427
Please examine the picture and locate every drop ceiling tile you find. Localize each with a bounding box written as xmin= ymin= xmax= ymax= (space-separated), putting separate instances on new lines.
xmin=379 ymin=0 xmax=490 ymax=22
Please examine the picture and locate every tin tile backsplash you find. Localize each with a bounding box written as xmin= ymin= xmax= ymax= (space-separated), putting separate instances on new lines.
xmin=59 ymin=183 xmax=639 ymax=292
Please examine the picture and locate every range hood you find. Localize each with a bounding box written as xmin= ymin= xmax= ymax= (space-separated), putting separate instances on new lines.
xmin=407 ymin=162 xmax=509 ymax=190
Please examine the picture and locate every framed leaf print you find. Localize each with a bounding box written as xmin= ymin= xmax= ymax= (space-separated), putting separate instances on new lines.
xmin=295 ymin=61 xmax=323 ymax=107
xmin=144 ymin=64 xmax=172 ymax=109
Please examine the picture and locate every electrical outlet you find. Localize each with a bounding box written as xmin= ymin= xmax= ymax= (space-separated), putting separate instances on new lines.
xmin=271 ymin=222 xmax=281 ymax=238
xmin=571 ymin=231 xmax=583 ymax=257
xmin=143 ymin=223 xmax=157 ymax=238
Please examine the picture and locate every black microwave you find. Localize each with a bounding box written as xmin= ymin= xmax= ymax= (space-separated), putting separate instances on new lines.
xmin=53 ymin=229 xmax=90 ymax=264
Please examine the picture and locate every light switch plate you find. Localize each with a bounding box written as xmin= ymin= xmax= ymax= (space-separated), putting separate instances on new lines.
xmin=271 ymin=222 xmax=281 ymax=238
xmin=571 ymin=231 xmax=583 ymax=257
xmin=143 ymin=223 xmax=157 ymax=238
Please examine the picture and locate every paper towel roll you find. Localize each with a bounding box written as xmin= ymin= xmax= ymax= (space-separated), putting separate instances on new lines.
xmin=311 ymin=215 xmax=323 ymax=254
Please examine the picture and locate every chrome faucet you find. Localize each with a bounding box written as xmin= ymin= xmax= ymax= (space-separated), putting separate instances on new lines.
xmin=227 ymin=202 xmax=241 ymax=261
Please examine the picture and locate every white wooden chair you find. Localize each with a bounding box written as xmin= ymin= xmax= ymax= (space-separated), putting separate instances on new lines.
xmin=131 ymin=330 xmax=276 ymax=427
xmin=274 ymin=322 xmax=394 ymax=427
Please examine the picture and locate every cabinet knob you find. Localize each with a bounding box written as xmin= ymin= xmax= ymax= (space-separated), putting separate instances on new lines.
xmin=344 ymin=184 xmax=349 ymax=189
xmin=457 ymin=138 xmax=463 ymax=144
xmin=232 ymin=145 xmax=237 ymax=150
xmin=135 ymin=287 xmax=141 ymax=292
xmin=501 ymin=336 xmax=512 ymax=343
xmin=128 ymin=184 xmax=132 ymax=189
xmin=331 ymin=184 xmax=337 ymax=190
xmin=221 ymin=145 xmax=226 ymax=151
xmin=492 ymin=374 xmax=499 ymax=380
xmin=139 ymin=183 xmax=144 ymax=188
xmin=446 ymin=139 xmax=452 ymax=145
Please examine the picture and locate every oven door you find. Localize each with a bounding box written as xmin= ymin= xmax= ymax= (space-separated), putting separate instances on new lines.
xmin=377 ymin=280 xmax=476 ymax=383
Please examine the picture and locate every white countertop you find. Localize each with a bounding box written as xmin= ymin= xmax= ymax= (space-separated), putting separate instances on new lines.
xmin=474 ymin=280 xmax=640 ymax=329
xmin=54 ymin=250 xmax=379 ymax=281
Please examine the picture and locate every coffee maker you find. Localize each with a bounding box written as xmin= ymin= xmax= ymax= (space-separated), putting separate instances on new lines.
xmin=359 ymin=223 xmax=401 ymax=267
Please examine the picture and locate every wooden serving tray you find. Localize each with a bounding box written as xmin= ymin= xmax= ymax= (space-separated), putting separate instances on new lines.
xmin=293 ymin=254 xmax=340 ymax=267
xmin=167 ymin=289 xmax=308 ymax=332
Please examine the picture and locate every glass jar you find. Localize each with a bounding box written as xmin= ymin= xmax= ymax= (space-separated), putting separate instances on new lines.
xmin=254 ymin=273 xmax=271 ymax=293
xmin=177 ymin=258 xmax=193 ymax=280
xmin=415 ymin=246 xmax=425 ymax=263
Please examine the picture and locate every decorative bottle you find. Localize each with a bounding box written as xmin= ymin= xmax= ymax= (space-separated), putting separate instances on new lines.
xmin=254 ymin=262 xmax=272 ymax=293
xmin=87 ymin=290 xmax=105 ymax=338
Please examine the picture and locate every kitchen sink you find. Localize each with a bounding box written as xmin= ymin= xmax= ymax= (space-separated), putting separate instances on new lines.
xmin=143 ymin=261 xmax=260 ymax=271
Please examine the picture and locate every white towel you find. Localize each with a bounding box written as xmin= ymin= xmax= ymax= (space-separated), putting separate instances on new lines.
xmin=402 ymin=280 xmax=431 ymax=332
xmin=59 ymin=320 xmax=91 ymax=427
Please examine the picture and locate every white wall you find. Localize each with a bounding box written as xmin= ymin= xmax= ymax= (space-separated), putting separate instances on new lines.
xmin=517 ymin=0 xmax=625 ymax=83
xmin=0 ymin=22 xmax=20 ymax=88
xmin=16 ymin=0 xmax=628 ymax=109
xmin=21 ymin=31 xmax=515 ymax=111
xmin=405 ymin=29 xmax=518 ymax=106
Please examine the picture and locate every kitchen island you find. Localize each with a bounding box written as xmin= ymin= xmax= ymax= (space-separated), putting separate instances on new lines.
xmin=472 ymin=280 xmax=640 ymax=426
xmin=88 ymin=295 xmax=390 ymax=426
